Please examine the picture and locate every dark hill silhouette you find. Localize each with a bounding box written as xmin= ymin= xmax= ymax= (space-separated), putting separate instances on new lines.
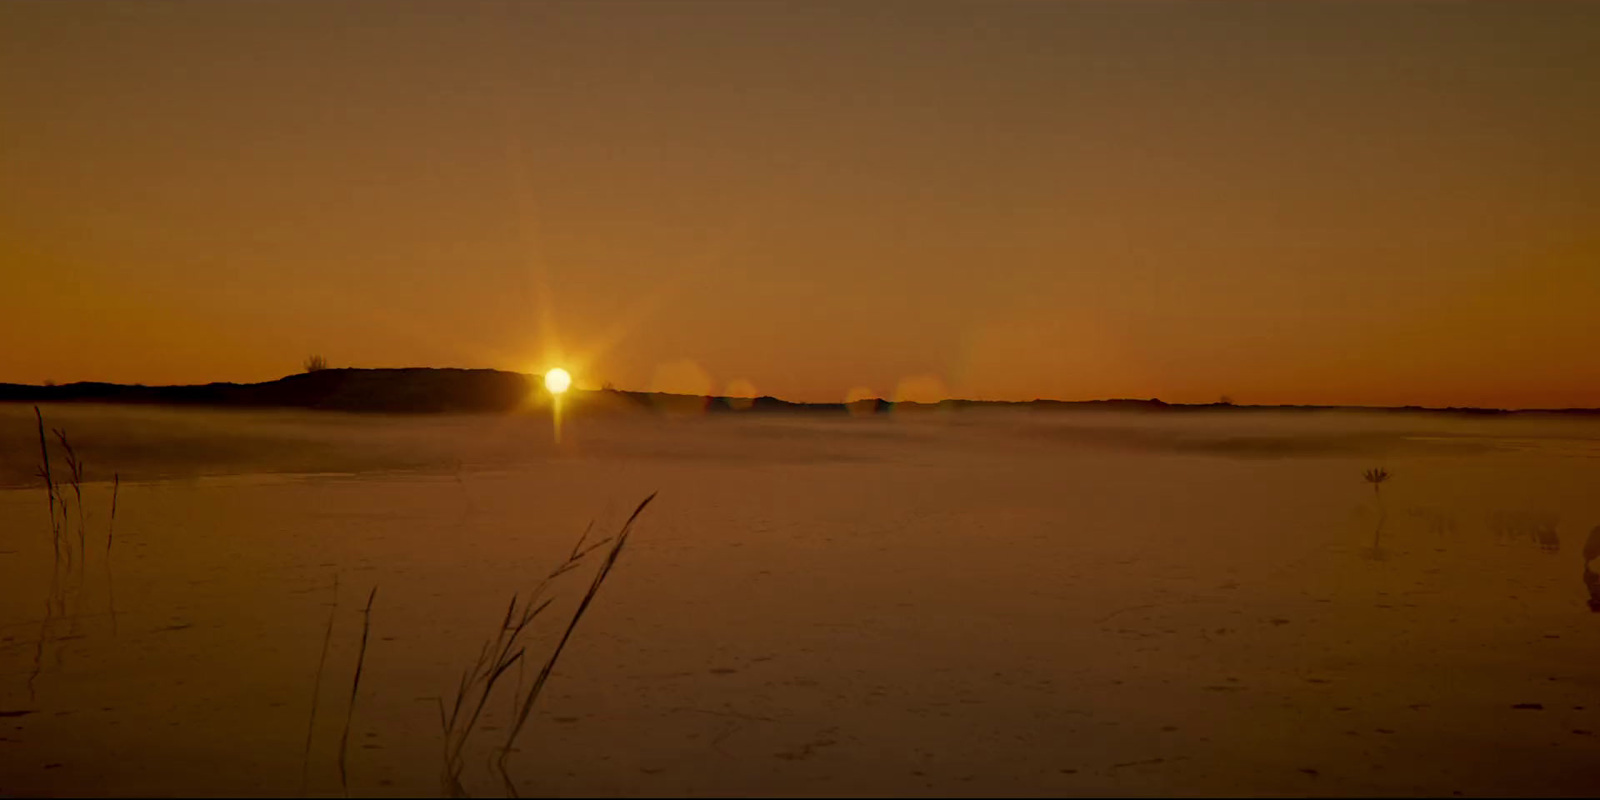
xmin=0 ymin=368 xmax=534 ymax=413
xmin=1 ymin=368 xmax=1596 ymax=416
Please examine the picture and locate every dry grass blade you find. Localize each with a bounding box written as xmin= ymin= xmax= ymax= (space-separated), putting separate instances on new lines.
xmin=440 ymin=492 xmax=656 ymax=797
xmin=34 ymin=407 xmax=58 ymax=564
xmin=302 ymin=574 xmax=340 ymax=796
xmin=441 ymin=594 xmax=546 ymax=796
xmin=567 ymin=520 xmax=595 ymax=560
xmin=108 ymin=473 xmax=119 ymax=553
xmin=107 ymin=472 xmax=121 ymax=636
xmin=496 ymin=491 xmax=657 ymax=796
xmin=30 ymin=407 xmax=62 ymax=702
xmin=53 ymin=429 xmax=86 ymax=562
xmin=339 ymin=586 xmax=378 ymax=797
xmin=27 ymin=595 xmax=50 ymax=704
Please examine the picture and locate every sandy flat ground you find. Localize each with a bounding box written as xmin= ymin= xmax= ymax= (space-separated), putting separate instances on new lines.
xmin=2 ymin=404 xmax=1599 ymax=796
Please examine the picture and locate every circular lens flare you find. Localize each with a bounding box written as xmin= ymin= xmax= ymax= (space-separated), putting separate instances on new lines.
xmin=544 ymin=368 xmax=572 ymax=394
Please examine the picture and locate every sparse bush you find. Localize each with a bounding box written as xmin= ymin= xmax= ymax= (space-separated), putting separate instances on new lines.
xmin=304 ymin=355 xmax=329 ymax=373
xmin=1363 ymin=467 xmax=1391 ymax=555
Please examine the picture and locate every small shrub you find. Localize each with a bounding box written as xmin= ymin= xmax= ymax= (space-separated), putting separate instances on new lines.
xmin=1363 ymin=468 xmax=1391 ymax=555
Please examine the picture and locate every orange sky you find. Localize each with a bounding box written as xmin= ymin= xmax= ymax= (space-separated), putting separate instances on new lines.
xmin=3 ymin=1 xmax=1597 ymax=408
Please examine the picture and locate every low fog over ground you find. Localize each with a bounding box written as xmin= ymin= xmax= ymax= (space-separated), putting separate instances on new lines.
xmin=3 ymin=404 xmax=1598 ymax=795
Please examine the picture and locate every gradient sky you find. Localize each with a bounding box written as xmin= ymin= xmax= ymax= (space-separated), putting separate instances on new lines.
xmin=3 ymin=1 xmax=1597 ymax=407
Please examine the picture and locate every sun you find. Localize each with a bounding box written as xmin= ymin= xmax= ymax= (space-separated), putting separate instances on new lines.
xmin=544 ymin=368 xmax=572 ymax=394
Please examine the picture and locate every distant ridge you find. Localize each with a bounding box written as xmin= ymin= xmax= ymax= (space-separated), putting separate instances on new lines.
xmin=1 ymin=368 xmax=1596 ymax=416
xmin=0 ymin=368 xmax=533 ymax=414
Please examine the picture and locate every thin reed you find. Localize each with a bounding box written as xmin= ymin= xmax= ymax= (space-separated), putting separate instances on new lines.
xmin=339 ymin=586 xmax=378 ymax=796
xmin=53 ymin=428 xmax=86 ymax=560
xmin=34 ymin=407 xmax=59 ymax=564
xmin=108 ymin=472 xmax=120 ymax=553
xmin=440 ymin=492 xmax=656 ymax=798
xmin=106 ymin=472 xmax=120 ymax=634
xmin=496 ymin=492 xmax=656 ymax=796
xmin=302 ymin=575 xmax=341 ymax=795
xmin=30 ymin=407 xmax=63 ymax=700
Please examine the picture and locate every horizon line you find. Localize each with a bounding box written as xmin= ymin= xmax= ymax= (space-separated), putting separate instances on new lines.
xmin=4 ymin=366 xmax=1599 ymax=415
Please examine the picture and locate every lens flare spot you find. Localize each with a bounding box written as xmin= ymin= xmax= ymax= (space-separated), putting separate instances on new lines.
xmin=892 ymin=375 xmax=947 ymax=406
xmin=726 ymin=378 xmax=758 ymax=411
xmin=650 ymin=358 xmax=712 ymax=414
xmin=844 ymin=386 xmax=878 ymax=404
xmin=844 ymin=386 xmax=881 ymax=416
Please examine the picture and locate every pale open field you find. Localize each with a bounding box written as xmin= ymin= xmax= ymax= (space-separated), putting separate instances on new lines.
xmin=3 ymin=403 xmax=1598 ymax=797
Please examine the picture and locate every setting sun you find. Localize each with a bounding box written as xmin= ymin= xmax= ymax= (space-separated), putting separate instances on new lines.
xmin=544 ymin=368 xmax=572 ymax=394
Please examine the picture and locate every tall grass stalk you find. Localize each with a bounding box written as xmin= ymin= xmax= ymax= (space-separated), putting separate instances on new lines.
xmin=53 ymin=429 xmax=85 ymax=562
xmin=107 ymin=472 xmax=120 ymax=635
xmin=441 ymin=586 xmax=560 ymax=794
xmin=51 ymin=429 xmax=89 ymax=650
xmin=496 ymin=492 xmax=656 ymax=797
xmin=34 ymin=407 xmax=59 ymax=567
xmin=30 ymin=407 xmax=61 ymax=701
xmin=302 ymin=575 xmax=340 ymax=795
xmin=339 ymin=586 xmax=378 ymax=797
xmin=28 ymin=411 xmax=123 ymax=684
xmin=440 ymin=493 xmax=655 ymax=798
xmin=108 ymin=473 xmax=119 ymax=553
xmin=438 ymin=522 xmax=602 ymax=789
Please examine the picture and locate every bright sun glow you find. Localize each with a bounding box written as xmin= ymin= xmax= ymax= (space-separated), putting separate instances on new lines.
xmin=544 ymin=368 xmax=572 ymax=394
